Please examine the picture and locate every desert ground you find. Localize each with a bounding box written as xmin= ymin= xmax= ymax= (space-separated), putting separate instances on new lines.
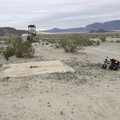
xmin=0 ymin=39 xmax=120 ymax=120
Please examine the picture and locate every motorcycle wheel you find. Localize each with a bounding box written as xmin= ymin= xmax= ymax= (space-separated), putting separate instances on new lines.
xmin=109 ymin=64 xmax=118 ymax=70
xmin=102 ymin=64 xmax=107 ymax=69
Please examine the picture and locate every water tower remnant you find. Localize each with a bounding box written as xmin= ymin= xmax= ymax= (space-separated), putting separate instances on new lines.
xmin=27 ymin=25 xmax=36 ymax=42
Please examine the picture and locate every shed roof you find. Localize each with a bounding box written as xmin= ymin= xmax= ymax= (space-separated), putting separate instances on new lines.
xmin=28 ymin=25 xmax=36 ymax=27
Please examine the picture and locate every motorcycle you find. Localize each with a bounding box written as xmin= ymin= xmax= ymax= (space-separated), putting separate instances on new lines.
xmin=102 ymin=56 xmax=120 ymax=70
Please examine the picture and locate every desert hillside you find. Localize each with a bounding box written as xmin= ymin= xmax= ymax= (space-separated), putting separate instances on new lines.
xmin=0 ymin=27 xmax=27 ymax=36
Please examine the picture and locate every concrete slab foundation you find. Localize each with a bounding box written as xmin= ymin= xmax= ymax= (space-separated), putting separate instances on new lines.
xmin=2 ymin=61 xmax=75 ymax=77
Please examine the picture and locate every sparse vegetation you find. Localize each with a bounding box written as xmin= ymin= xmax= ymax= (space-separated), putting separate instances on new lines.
xmin=79 ymin=79 xmax=88 ymax=84
xmin=48 ymin=72 xmax=78 ymax=81
xmin=110 ymin=41 xmax=114 ymax=42
xmin=60 ymin=111 xmax=64 ymax=115
xmin=96 ymin=40 xmax=100 ymax=45
xmin=2 ymin=36 xmax=35 ymax=60
xmin=0 ymin=46 xmax=4 ymax=54
xmin=2 ymin=76 xmax=10 ymax=82
xmin=3 ymin=46 xmax=15 ymax=60
xmin=99 ymin=35 xmax=107 ymax=42
xmin=59 ymin=33 xmax=94 ymax=53
xmin=116 ymin=40 xmax=120 ymax=43
xmin=0 ymin=64 xmax=2 ymax=67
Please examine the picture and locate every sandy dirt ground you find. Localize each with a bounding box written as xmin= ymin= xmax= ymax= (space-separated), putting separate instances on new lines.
xmin=0 ymin=42 xmax=120 ymax=120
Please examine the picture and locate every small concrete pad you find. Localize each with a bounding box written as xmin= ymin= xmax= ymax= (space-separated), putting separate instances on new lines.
xmin=2 ymin=61 xmax=75 ymax=77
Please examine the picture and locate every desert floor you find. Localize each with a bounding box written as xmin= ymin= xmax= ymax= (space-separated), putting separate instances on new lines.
xmin=0 ymin=42 xmax=120 ymax=120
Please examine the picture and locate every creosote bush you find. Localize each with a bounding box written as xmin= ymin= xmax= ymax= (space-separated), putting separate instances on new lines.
xmin=99 ymin=35 xmax=107 ymax=42
xmin=3 ymin=46 xmax=15 ymax=60
xmin=96 ymin=41 xmax=100 ymax=45
xmin=116 ymin=40 xmax=120 ymax=43
xmin=3 ymin=36 xmax=35 ymax=60
xmin=59 ymin=34 xmax=93 ymax=53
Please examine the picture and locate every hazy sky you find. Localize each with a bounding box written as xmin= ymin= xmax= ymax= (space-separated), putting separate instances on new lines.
xmin=0 ymin=0 xmax=120 ymax=30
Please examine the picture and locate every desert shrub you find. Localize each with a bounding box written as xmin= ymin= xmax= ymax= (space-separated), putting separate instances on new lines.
xmin=59 ymin=37 xmax=71 ymax=48
xmin=99 ymin=35 xmax=106 ymax=42
xmin=116 ymin=40 xmax=120 ymax=43
xmin=110 ymin=41 xmax=114 ymax=43
xmin=96 ymin=41 xmax=100 ymax=45
xmin=59 ymin=34 xmax=93 ymax=53
xmin=3 ymin=46 xmax=15 ymax=60
xmin=2 ymin=76 xmax=10 ymax=82
xmin=0 ymin=64 xmax=2 ymax=67
xmin=3 ymin=36 xmax=35 ymax=60
xmin=15 ymin=41 xmax=35 ymax=58
xmin=0 ymin=46 xmax=4 ymax=54
xmin=55 ymin=44 xmax=61 ymax=48
xmin=115 ymin=33 xmax=120 ymax=38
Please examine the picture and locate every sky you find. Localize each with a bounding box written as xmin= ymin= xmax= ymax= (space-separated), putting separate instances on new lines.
xmin=0 ymin=0 xmax=120 ymax=30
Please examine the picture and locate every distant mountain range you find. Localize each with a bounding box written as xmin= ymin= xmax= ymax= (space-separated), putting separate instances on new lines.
xmin=0 ymin=27 xmax=27 ymax=36
xmin=0 ymin=20 xmax=120 ymax=36
xmin=44 ymin=20 xmax=120 ymax=33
